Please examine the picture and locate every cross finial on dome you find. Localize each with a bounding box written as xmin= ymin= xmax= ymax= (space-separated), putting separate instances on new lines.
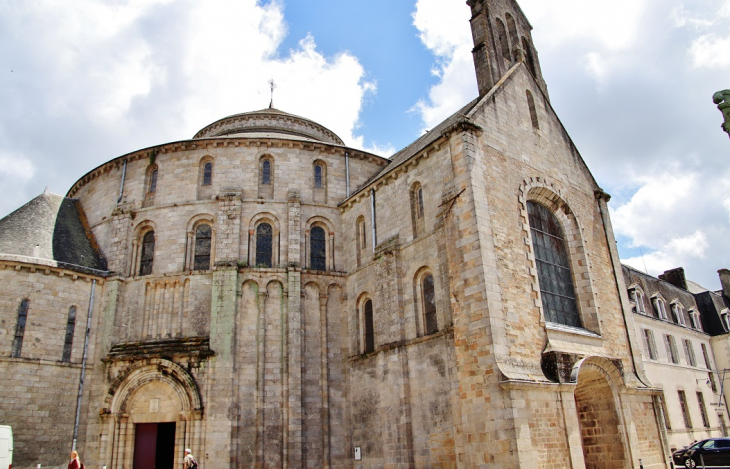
xmin=268 ymin=79 xmax=277 ymax=109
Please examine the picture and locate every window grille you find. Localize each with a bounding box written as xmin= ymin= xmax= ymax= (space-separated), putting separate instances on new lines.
xmin=256 ymin=223 xmax=273 ymax=268
xmin=527 ymin=201 xmax=581 ymax=328
xmin=139 ymin=231 xmax=155 ymax=276
xmin=310 ymin=226 xmax=326 ymax=271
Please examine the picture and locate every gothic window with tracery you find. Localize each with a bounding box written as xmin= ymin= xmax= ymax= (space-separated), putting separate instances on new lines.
xmin=527 ymin=201 xmax=581 ymax=328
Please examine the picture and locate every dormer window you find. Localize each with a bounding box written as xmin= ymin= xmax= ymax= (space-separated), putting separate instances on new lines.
xmin=689 ymin=309 xmax=702 ymax=331
xmin=721 ymin=309 xmax=730 ymax=331
xmin=652 ymin=296 xmax=668 ymax=320
xmin=671 ymin=301 xmax=686 ymax=326
xmin=631 ymin=288 xmax=647 ymax=315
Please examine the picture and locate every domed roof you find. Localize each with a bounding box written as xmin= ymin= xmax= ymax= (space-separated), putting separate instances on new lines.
xmin=193 ymin=108 xmax=345 ymax=145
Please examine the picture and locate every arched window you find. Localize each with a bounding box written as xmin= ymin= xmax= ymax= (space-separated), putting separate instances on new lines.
xmin=633 ymin=289 xmax=647 ymax=314
xmin=526 ymin=90 xmax=539 ymax=129
xmin=314 ymin=164 xmax=323 ymax=189
xmin=11 ymin=299 xmax=29 ymax=358
xmin=496 ymin=19 xmax=511 ymax=61
xmin=672 ymin=302 xmax=686 ymax=326
xmin=356 ymin=216 xmax=366 ymax=267
xmin=310 ymin=226 xmax=326 ymax=271
xmin=522 ymin=36 xmax=537 ymax=76
xmin=363 ymin=299 xmax=374 ymax=353
xmin=410 ymin=183 xmax=425 ymax=238
xmin=194 ymin=224 xmax=212 ymax=271
xmin=203 ymin=162 xmax=213 ymax=186
xmin=256 ymin=223 xmax=273 ymax=268
xmin=653 ymin=297 xmax=668 ymax=320
xmin=422 ymin=274 xmax=438 ymax=335
xmin=262 ymin=159 xmax=271 ymax=185
xmin=147 ymin=166 xmax=158 ymax=194
xmin=62 ymin=306 xmax=77 ymax=362
xmin=527 ymin=201 xmax=581 ymax=328
xmin=506 ymin=13 xmax=519 ymax=61
xmin=139 ymin=231 xmax=155 ymax=276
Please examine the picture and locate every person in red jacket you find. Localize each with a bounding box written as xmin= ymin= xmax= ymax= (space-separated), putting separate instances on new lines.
xmin=68 ymin=451 xmax=80 ymax=469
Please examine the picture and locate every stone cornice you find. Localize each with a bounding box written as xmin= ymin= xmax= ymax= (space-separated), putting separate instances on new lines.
xmin=66 ymin=137 xmax=388 ymax=198
xmin=0 ymin=256 xmax=108 ymax=282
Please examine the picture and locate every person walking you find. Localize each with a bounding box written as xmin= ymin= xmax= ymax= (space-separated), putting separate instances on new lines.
xmin=183 ymin=448 xmax=197 ymax=469
xmin=68 ymin=451 xmax=81 ymax=469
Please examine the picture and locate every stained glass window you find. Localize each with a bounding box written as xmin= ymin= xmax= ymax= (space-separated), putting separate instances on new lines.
xmin=194 ymin=224 xmax=212 ymax=271
xmin=310 ymin=226 xmax=326 ymax=271
xmin=62 ymin=306 xmax=76 ymax=362
xmin=423 ymin=274 xmax=437 ymax=335
xmin=203 ymin=162 xmax=213 ymax=186
xmin=139 ymin=231 xmax=155 ymax=276
xmin=11 ymin=299 xmax=29 ymax=358
xmin=527 ymin=201 xmax=581 ymax=328
xmin=256 ymin=223 xmax=273 ymax=268
xmin=364 ymin=299 xmax=374 ymax=353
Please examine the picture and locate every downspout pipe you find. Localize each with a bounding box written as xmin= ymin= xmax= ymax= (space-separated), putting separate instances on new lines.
xmin=117 ymin=159 xmax=127 ymax=204
xmin=72 ymin=279 xmax=96 ymax=451
xmin=345 ymin=152 xmax=350 ymax=198
xmin=370 ymin=188 xmax=377 ymax=252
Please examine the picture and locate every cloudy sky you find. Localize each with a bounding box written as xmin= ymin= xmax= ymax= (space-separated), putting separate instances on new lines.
xmin=1 ymin=0 xmax=729 ymax=289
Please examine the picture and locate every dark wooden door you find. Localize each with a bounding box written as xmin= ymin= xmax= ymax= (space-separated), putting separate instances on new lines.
xmin=133 ymin=424 xmax=158 ymax=469
xmin=155 ymin=423 xmax=176 ymax=469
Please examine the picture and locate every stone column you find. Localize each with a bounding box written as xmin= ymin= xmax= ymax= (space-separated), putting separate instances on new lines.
xmin=107 ymin=206 xmax=134 ymax=276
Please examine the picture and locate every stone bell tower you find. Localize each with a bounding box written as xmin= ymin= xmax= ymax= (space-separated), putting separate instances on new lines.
xmin=466 ymin=0 xmax=548 ymax=98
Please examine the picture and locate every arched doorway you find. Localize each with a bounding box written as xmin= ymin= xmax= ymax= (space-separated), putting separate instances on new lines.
xmin=574 ymin=361 xmax=629 ymax=469
xmin=99 ymin=359 xmax=203 ymax=469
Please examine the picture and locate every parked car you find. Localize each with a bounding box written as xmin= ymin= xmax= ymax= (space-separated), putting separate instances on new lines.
xmin=673 ymin=437 xmax=730 ymax=468
xmin=0 ymin=425 xmax=12 ymax=469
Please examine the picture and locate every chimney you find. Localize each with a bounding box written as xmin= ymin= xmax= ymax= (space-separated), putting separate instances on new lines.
xmin=659 ymin=267 xmax=688 ymax=291
xmin=719 ymin=269 xmax=730 ymax=298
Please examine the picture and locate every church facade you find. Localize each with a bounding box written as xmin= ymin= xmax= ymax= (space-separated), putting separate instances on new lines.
xmin=0 ymin=0 xmax=673 ymax=468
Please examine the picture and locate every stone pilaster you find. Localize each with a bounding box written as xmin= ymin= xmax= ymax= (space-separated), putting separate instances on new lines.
xmin=107 ymin=204 xmax=134 ymax=275
xmin=216 ymin=189 xmax=242 ymax=263
xmin=288 ymin=190 xmax=301 ymax=267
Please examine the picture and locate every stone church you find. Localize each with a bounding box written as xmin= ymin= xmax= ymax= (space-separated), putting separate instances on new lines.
xmin=0 ymin=0 xmax=672 ymax=468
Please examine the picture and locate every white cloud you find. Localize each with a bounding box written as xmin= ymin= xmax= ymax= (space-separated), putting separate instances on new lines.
xmin=0 ymin=155 xmax=34 ymax=181
xmin=0 ymin=0 xmax=380 ymax=217
xmin=411 ymin=0 xmax=476 ymax=130
xmin=622 ymin=231 xmax=709 ymax=277
xmin=690 ymin=34 xmax=730 ymax=69
xmin=519 ymin=0 xmax=648 ymax=50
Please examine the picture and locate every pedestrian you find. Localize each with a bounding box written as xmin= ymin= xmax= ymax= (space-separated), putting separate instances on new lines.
xmin=183 ymin=448 xmax=198 ymax=469
xmin=68 ymin=451 xmax=84 ymax=469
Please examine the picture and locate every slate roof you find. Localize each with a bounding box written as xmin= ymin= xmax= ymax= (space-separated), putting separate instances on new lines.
xmin=0 ymin=192 xmax=108 ymax=273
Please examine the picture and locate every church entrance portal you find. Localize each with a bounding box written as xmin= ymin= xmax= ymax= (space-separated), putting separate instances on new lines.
xmin=133 ymin=422 xmax=176 ymax=469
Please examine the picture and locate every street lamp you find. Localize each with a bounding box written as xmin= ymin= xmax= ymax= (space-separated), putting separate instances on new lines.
xmin=713 ymin=90 xmax=730 ymax=140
